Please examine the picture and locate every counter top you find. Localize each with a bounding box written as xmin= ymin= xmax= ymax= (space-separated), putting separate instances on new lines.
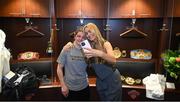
xmin=39 ymin=77 xmax=96 ymax=88
xmin=39 ymin=77 xmax=180 ymax=93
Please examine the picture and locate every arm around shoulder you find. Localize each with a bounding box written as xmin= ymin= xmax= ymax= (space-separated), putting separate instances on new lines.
xmin=62 ymin=42 xmax=73 ymax=52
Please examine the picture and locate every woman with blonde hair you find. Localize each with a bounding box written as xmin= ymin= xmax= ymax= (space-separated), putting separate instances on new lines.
xmin=83 ymin=23 xmax=116 ymax=63
xmin=83 ymin=23 xmax=122 ymax=101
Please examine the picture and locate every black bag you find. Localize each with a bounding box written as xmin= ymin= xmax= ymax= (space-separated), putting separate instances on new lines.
xmin=2 ymin=66 xmax=39 ymax=100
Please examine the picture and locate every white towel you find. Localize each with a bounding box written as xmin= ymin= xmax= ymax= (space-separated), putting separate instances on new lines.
xmin=143 ymin=74 xmax=166 ymax=100
xmin=0 ymin=29 xmax=10 ymax=93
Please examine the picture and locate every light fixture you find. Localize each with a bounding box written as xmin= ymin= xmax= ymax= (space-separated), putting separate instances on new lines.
xmin=80 ymin=18 xmax=84 ymax=25
xmin=79 ymin=0 xmax=84 ymax=26
xmin=104 ymin=0 xmax=112 ymax=34
xmin=25 ymin=18 xmax=30 ymax=23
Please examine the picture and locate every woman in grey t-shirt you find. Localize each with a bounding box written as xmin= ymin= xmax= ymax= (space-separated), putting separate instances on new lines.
xmin=56 ymin=28 xmax=90 ymax=101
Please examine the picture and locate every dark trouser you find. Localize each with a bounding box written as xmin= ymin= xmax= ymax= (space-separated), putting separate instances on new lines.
xmin=63 ymin=86 xmax=90 ymax=101
xmin=0 ymin=93 xmax=6 ymax=101
xmin=96 ymin=69 xmax=122 ymax=101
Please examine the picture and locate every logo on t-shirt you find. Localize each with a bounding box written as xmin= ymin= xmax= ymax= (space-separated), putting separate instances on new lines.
xmin=71 ymin=55 xmax=84 ymax=61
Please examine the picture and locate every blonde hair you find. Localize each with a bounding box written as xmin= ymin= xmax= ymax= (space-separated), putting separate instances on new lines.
xmin=83 ymin=23 xmax=106 ymax=50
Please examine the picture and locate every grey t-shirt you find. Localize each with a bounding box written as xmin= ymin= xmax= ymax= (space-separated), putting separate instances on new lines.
xmin=57 ymin=46 xmax=88 ymax=91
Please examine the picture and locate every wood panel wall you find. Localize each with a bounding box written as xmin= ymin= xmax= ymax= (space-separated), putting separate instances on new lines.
xmin=0 ymin=0 xmax=179 ymax=80
xmin=171 ymin=18 xmax=180 ymax=50
xmin=0 ymin=18 xmax=50 ymax=59
xmin=0 ymin=17 xmax=165 ymax=62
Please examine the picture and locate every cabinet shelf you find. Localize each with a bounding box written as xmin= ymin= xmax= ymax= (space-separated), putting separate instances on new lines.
xmin=10 ymin=57 xmax=53 ymax=64
xmin=117 ymin=58 xmax=157 ymax=63
xmin=40 ymin=77 xmax=180 ymax=93
xmin=10 ymin=57 xmax=53 ymax=80
xmin=0 ymin=0 xmax=50 ymax=18
xmin=116 ymin=58 xmax=157 ymax=80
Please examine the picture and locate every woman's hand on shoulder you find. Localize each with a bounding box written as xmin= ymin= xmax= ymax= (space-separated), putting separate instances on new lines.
xmin=62 ymin=42 xmax=73 ymax=52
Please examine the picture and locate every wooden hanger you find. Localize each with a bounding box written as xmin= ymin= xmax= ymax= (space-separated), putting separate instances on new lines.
xmin=120 ymin=18 xmax=148 ymax=37
xmin=16 ymin=22 xmax=45 ymax=37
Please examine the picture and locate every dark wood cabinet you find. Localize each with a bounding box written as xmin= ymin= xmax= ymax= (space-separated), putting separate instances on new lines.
xmin=110 ymin=0 xmax=135 ymax=18
xmin=82 ymin=0 xmax=107 ymax=18
xmin=25 ymin=0 xmax=50 ymax=17
xmin=0 ymin=0 xmax=163 ymax=18
xmin=0 ymin=0 xmax=23 ymax=17
xmin=56 ymin=0 xmax=82 ymax=18
xmin=10 ymin=58 xmax=53 ymax=79
xmin=0 ymin=0 xmax=50 ymax=17
xmin=56 ymin=0 xmax=106 ymax=18
xmin=122 ymin=85 xmax=180 ymax=101
xmin=135 ymin=0 xmax=163 ymax=18
xmin=173 ymin=0 xmax=180 ymax=17
xmin=110 ymin=0 xmax=163 ymax=18
xmin=117 ymin=58 xmax=157 ymax=73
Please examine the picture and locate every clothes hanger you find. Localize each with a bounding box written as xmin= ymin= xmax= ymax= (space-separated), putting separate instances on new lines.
xmin=16 ymin=18 xmax=45 ymax=37
xmin=120 ymin=18 xmax=148 ymax=37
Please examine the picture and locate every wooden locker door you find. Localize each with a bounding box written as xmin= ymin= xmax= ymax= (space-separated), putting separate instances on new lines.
xmin=25 ymin=0 xmax=50 ymax=17
xmin=0 ymin=0 xmax=24 ymax=17
xmin=135 ymin=0 xmax=163 ymax=18
xmin=57 ymin=0 xmax=82 ymax=18
xmin=110 ymin=0 xmax=136 ymax=18
xmin=173 ymin=0 xmax=180 ymax=17
xmin=83 ymin=0 xmax=106 ymax=18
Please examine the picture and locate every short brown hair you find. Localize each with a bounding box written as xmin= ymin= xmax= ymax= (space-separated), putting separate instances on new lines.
xmin=69 ymin=26 xmax=84 ymax=38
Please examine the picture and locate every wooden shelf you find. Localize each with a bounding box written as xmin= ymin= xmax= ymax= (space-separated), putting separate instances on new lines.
xmin=39 ymin=77 xmax=145 ymax=89
xmin=10 ymin=57 xmax=53 ymax=64
xmin=39 ymin=77 xmax=96 ymax=89
xmin=117 ymin=58 xmax=157 ymax=63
